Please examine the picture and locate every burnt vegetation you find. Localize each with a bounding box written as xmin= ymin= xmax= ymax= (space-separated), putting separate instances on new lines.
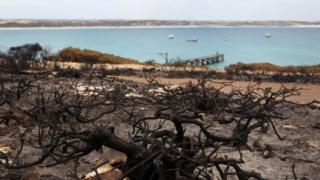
xmin=225 ymin=63 xmax=320 ymax=83
xmin=0 ymin=70 xmax=316 ymax=180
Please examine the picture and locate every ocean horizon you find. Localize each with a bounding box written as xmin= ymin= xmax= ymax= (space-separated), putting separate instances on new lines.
xmin=1 ymin=27 xmax=319 ymax=67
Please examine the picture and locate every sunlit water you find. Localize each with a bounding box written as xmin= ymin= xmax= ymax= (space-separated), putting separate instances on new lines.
xmin=0 ymin=27 xmax=320 ymax=67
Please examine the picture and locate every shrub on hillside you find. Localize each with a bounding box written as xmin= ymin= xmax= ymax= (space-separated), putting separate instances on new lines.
xmin=145 ymin=59 xmax=157 ymax=65
xmin=226 ymin=62 xmax=320 ymax=74
xmin=57 ymin=47 xmax=140 ymax=64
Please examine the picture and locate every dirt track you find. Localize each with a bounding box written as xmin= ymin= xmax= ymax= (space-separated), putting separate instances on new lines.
xmin=116 ymin=76 xmax=320 ymax=103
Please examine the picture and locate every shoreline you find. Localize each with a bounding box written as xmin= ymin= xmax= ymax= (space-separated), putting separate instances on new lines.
xmin=1 ymin=25 xmax=320 ymax=30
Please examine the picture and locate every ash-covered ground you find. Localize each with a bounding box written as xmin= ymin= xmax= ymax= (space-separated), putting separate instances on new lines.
xmin=0 ymin=74 xmax=319 ymax=180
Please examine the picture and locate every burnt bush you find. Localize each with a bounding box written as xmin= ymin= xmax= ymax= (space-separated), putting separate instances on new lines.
xmin=0 ymin=74 xmax=308 ymax=180
xmin=56 ymin=67 xmax=82 ymax=78
xmin=7 ymin=43 xmax=43 ymax=61
xmin=225 ymin=63 xmax=320 ymax=83
xmin=0 ymin=43 xmax=54 ymax=73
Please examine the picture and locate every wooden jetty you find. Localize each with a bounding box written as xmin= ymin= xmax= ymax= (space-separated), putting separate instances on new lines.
xmin=184 ymin=53 xmax=224 ymax=66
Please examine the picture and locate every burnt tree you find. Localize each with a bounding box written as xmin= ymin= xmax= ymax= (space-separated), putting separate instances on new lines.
xmin=0 ymin=75 xmax=305 ymax=180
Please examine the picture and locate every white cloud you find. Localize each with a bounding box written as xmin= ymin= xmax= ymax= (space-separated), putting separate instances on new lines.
xmin=0 ymin=0 xmax=319 ymax=21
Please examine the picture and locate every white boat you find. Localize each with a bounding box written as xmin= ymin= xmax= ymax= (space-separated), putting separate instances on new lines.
xmin=186 ymin=37 xmax=198 ymax=42
xmin=265 ymin=33 xmax=272 ymax=38
xmin=168 ymin=34 xmax=175 ymax=39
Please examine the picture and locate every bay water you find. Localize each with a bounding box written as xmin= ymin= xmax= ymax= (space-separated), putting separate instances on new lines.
xmin=0 ymin=27 xmax=319 ymax=67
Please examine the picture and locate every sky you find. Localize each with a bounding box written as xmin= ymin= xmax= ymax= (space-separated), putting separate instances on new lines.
xmin=0 ymin=0 xmax=319 ymax=21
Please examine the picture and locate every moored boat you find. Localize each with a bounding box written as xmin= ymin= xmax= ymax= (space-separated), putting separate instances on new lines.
xmin=265 ymin=33 xmax=272 ymax=38
xmin=168 ymin=34 xmax=175 ymax=39
xmin=186 ymin=37 xmax=198 ymax=42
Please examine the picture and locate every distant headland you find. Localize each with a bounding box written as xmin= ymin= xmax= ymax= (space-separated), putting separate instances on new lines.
xmin=0 ymin=19 xmax=320 ymax=28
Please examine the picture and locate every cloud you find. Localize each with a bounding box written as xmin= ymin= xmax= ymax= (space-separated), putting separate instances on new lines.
xmin=0 ymin=0 xmax=319 ymax=21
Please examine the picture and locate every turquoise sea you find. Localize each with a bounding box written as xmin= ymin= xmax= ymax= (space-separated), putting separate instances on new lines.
xmin=0 ymin=27 xmax=320 ymax=67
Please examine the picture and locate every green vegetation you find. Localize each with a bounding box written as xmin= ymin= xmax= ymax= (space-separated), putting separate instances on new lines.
xmin=226 ymin=62 xmax=320 ymax=74
xmin=57 ymin=47 xmax=140 ymax=64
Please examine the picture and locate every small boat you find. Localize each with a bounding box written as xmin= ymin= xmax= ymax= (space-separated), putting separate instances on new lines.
xmin=265 ymin=33 xmax=272 ymax=38
xmin=186 ymin=37 xmax=198 ymax=43
xmin=168 ymin=34 xmax=175 ymax=39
